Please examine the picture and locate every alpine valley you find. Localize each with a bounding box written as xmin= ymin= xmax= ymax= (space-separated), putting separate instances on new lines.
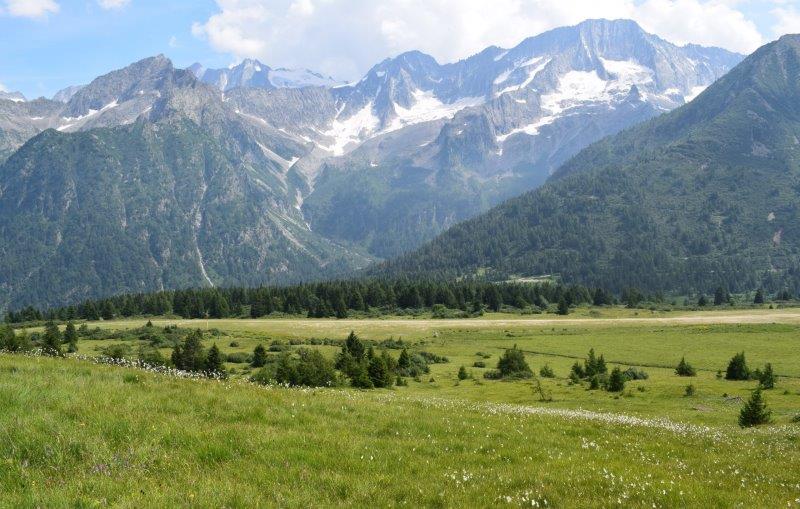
xmin=0 ymin=19 xmax=743 ymax=309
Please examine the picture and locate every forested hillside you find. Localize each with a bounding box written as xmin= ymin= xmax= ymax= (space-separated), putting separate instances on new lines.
xmin=376 ymin=35 xmax=800 ymax=295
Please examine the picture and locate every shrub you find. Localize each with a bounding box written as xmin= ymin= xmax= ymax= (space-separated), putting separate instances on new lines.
xmin=584 ymin=348 xmax=607 ymax=377
xmin=675 ymin=356 xmax=697 ymax=377
xmin=473 ymin=361 xmax=486 ymax=368
xmin=418 ymin=351 xmax=449 ymax=364
xmin=204 ymin=344 xmax=226 ymax=376
xmin=368 ymin=355 xmax=393 ymax=388
xmin=495 ymin=345 xmax=532 ymax=378
xmin=138 ymin=345 xmax=166 ymax=366
xmin=251 ymin=344 xmax=268 ymax=367
xmin=41 ymin=321 xmax=63 ymax=357
xmin=171 ymin=330 xmax=206 ymax=372
xmin=725 ymin=352 xmax=750 ymax=381
xmin=588 ymin=375 xmax=600 ymax=390
xmin=684 ymin=384 xmax=696 ymax=397
xmin=273 ymin=349 xmax=338 ymax=387
xmin=102 ymin=343 xmax=132 ymax=360
xmin=570 ymin=361 xmax=585 ymax=379
xmin=539 ymin=364 xmax=555 ymax=378
xmin=607 ymin=367 xmax=625 ymax=392
xmin=225 ymin=352 xmax=250 ymax=364
xmin=622 ymin=367 xmax=648 ymax=381
xmin=457 ymin=366 xmax=469 ymax=380
xmin=739 ymin=388 xmax=772 ymax=427
xmin=758 ymin=363 xmax=776 ymax=389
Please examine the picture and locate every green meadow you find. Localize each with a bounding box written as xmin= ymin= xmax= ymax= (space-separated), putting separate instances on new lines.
xmin=4 ymin=308 xmax=800 ymax=506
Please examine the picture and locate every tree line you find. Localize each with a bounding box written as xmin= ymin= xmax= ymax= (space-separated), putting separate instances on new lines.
xmin=5 ymin=279 xmax=609 ymax=324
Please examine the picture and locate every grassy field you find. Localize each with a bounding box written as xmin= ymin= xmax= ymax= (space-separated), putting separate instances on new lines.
xmin=4 ymin=308 xmax=800 ymax=506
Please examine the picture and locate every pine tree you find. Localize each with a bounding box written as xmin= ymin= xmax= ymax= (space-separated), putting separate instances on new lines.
xmin=350 ymin=362 xmax=374 ymax=389
xmin=588 ymin=375 xmax=600 ymax=390
xmin=457 ymin=365 xmax=469 ymax=380
xmin=596 ymin=355 xmax=608 ymax=374
xmin=41 ymin=321 xmax=63 ymax=357
xmin=738 ymin=388 xmax=772 ymax=427
xmin=556 ymin=297 xmax=570 ymax=315
xmin=205 ymin=344 xmax=226 ymax=376
xmin=251 ymin=344 xmax=267 ymax=368
xmin=344 ymin=331 xmax=365 ymax=360
xmin=398 ymin=348 xmax=411 ymax=369
xmin=725 ymin=352 xmax=749 ymax=381
xmin=585 ymin=348 xmax=599 ymax=377
xmin=570 ymin=360 xmax=586 ymax=379
xmin=172 ymin=330 xmax=206 ymax=371
xmin=753 ymin=289 xmax=765 ymax=304
xmin=334 ymin=296 xmax=348 ymax=319
xmin=368 ymin=356 xmax=392 ymax=388
xmin=64 ymin=321 xmax=78 ymax=353
xmin=714 ymin=286 xmax=727 ymax=306
xmin=496 ymin=345 xmax=532 ymax=378
xmin=675 ymin=356 xmax=697 ymax=377
xmin=607 ymin=367 xmax=625 ymax=392
xmin=759 ymin=363 xmax=775 ymax=389
xmin=697 ymin=294 xmax=707 ymax=307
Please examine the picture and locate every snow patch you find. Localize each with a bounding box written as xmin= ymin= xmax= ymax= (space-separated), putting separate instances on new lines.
xmin=385 ymin=89 xmax=484 ymax=133
xmin=495 ymin=58 xmax=550 ymax=96
xmin=320 ymin=102 xmax=380 ymax=156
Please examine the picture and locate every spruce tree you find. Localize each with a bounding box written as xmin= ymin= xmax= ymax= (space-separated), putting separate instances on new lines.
xmin=496 ymin=345 xmax=532 ymax=378
xmin=172 ymin=330 xmax=206 ymax=371
xmin=398 ymin=348 xmax=411 ymax=369
xmin=556 ymin=297 xmax=569 ymax=315
xmin=607 ymin=367 xmax=625 ymax=392
xmin=368 ymin=356 xmax=392 ymax=388
xmin=205 ymin=344 xmax=225 ymax=376
xmin=41 ymin=321 xmax=63 ymax=357
xmin=738 ymin=388 xmax=772 ymax=427
xmin=251 ymin=344 xmax=267 ymax=368
xmin=675 ymin=356 xmax=697 ymax=377
xmin=64 ymin=321 xmax=78 ymax=353
xmin=457 ymin=365 xmax=469 ymax=380
xmin=753 ymin=289 xmax=765 ymax=304
xmin=585 ymin=348 xmax=598 ymax=377
xmin=759 ymin=363 xmax=775 ymax=389
xmin=344 ymin=331 xmax=365 ymax=360
xmin=725 ymin=352 xmax=749 ymax=381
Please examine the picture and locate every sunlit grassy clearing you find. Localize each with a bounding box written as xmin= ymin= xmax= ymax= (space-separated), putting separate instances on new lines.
xmin=1 ymin=355 xmax=799 ymax=508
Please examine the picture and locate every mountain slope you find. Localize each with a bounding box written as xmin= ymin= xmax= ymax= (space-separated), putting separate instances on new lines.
xmin=0 ymin=57 xmax=371 ymax=310
xmin=376 ymin=35 xmax=800 ymax=294
xmin=301 ymin=19 xmax=742 ymax=258
xmin=190 ymin=59 xmax=343 ymax=91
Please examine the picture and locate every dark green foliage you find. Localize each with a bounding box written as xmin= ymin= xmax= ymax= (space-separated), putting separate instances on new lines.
xmin=102 ymin=343 xmax=132 ymax=360
xmin=457 ymin=366 xmax=469 ymax=380
xmin=251 ymin=344 xmax=267 ymax=368
xmin=714 ymin=287 xmax=729 ymax=306
xmin=759 ymin=363 xmax=776 ymax=389
xmin=570 ymin=361 xmax=586 ymax=379
xmin=588 ymin=375 xmax=600 ymax=390
xmin=259 ymin=349 xmax=338 ymax=387
xmin=739 ymin=388 xmax=772 ymax=427
xmin=0 ymin=325 xmax=29 ymax=352
xmin=344 ymin=331 xmax=365 ymax=361
xmin=607 ymin=367 xmax=625 ymax=392
xmin=622 ymin=367 xmax=648 ymax=381
xmin=675 ymin=357 xmax=697 ymax=377
xmin=41 ymin=321 xmax=63 ymax=357
xmin=473 ymin=361 xmax=486 ymax=368
xmin=8 ymin=279 xmax=599 ymax=326
xmin=368 ymin=355 xmax=393 ymax=388
xmin=539 ymin=364 xmax=555 ymax=378
xmin=205 ymin=344 xmax=226 ymax=376
xmin=493 ymin=345 xmax=532 ymax=379
xmin=556 ymin=297 xmax=569 ymax=315
xmin=64 ymin=321 xmax=78 ymax=353
xmin=584 ymin=349 xmax=607 ymax=378
xmin=685 ymin=384 xmax=696 ymax=397
xmin=725 ymin=352 xmax=750 ymax=381
xmin=697 ymin=295 xmax=708 ymax=307
xmin=397 ymin=348 xmax=411 ymax=369
xmin=138 ymin=345 xmax=166 ymax=366
xmin=753 ymin=289 xmax=765 ymax=304
xmin=171 ymin=330 xmax=206 ymax=372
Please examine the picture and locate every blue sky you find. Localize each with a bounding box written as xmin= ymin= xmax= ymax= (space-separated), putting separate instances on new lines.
xmin=1 ymin=0 xmax=797 ymax=99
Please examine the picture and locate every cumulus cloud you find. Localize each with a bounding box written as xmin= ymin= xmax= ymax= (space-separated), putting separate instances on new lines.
xmin=97 ymin=0 xmax=130 ymax=8
xmin=3 ymin=0 xmax=59 ymax=18
xmin=192 ymin=0 xmax=765 ymax=80
xmin=771 ymin=5 xmax=800 ymax=38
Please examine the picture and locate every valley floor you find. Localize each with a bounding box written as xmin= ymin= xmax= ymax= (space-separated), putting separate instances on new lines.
xmin=5 ymin=308 xmax=800 ymax=507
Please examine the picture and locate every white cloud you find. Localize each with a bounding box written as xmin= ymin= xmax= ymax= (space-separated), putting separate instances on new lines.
xmin=169 ymin=35 xmax=179 ymax=48
xmin=97 ymin=0 xmax=130 ymax=8
xmin=771 ymin=6 xmax=800 ymax=38
xmin=3 ymin=0 xmax=59 ymax=18
xmin=192 ymin=0 xmax=765 ymax=81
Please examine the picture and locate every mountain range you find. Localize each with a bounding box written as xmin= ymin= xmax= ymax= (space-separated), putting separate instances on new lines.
xmin=379 ymin=34 xmax=800 ymax=295
xmin=0 ymin=19 xmax=750 ymax=309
